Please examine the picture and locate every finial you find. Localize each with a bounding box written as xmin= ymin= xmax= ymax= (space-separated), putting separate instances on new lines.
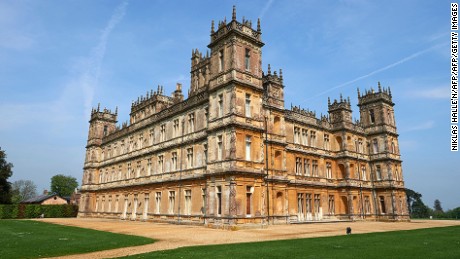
xmin=347 ymin=96 xmax=351 ymax=104
xmin=340 ymin=93 xmax=343 ymax=102
xmin=257 ymin=18 xmax=261 ymax=32
xmin=378 ymin=81 xmax=382 ymax=92
xmin=97 ymin=103 xmax=100 ymax=112
xmin=232 ymin=5 xmax=236 ymax=21
xmin=268 ymin=64 xmax=271 ymax=75
xmin=115 ymin=106 xmax=118 ymax=115
xmin=211 ymin=20 xmax=215 ymax=33
xmin=279 ymin=69 xmax=283 ymax=80
xmin=388 ymin=86 xmax=392 ymax=97
xmin=357 ymin=88 xmax=361 ymax=98
xmin=328 ymin=97 xmax=331 ymax=106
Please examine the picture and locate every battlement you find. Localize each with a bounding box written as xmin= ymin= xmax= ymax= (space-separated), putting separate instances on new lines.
xmin=328 ymin=94 xmax=352 ymax=112
xmin=130 ymin=85 xmax=174 ymax=115
xmin=262 ymin=64 xmax=283 ymax=86
xmin=358 ymin=82 xmax=393 ymax=107
xmin=209 ymin=6 xmax=263 ymax=48
xmin=90 ymin=104 xmax=118 ymax=123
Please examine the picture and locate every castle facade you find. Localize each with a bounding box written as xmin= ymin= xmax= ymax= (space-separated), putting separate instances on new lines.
xmin=79 ymin=7 xmax=409 ymax=227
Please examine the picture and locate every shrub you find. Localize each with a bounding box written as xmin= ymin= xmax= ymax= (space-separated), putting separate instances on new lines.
xmin=0 ymin=204 xmax=78 ymax=219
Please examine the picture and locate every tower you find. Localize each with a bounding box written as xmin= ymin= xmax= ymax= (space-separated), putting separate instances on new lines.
xmin=83 ymin=105 xmax=117 ymax=185
xmin=358 ymin=82 xmax=405 ymax=218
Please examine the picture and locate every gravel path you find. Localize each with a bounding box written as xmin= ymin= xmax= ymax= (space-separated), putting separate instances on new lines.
xmin=36 ymin=218 xmax=460 ymax=259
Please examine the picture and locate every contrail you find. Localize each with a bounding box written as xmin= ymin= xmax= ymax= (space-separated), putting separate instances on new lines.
xmin=259 ymin=0 xmax=275 ymax=19
xmin=306 ymin=43 xmax=447 ymax=100
xmin=82 ymin=0 xmax=128 ymax=116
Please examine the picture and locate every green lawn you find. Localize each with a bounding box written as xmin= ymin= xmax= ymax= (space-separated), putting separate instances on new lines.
xmin=120 ymin=226 xmax=460 ymax=259
xmin=0 ymin=220 xmax=154 ymax=259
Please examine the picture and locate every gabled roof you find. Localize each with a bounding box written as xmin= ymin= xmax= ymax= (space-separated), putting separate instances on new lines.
xmin=21 ymin=193 xmax=63 ymax=204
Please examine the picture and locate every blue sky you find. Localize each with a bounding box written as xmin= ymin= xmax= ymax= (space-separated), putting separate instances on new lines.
xmin=1 ymin=0 xmax=457 ymax=210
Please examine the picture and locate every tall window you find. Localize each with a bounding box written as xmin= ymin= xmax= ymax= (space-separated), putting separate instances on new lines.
xmin=143 ymin=194 xmax=149 ymax=220
xmin=379 ymin=196 xmax=386 ymax=214
xmin=324 ymin=134 xmax=330 ymax=150
xmin=217 ymin=135 xmax=223 ymax=160
xmin=245 ymin=136 xmax=251 ymax=161
xmin=245 ymin=93 xmax=251 ymax=118
xmin=171 ymin=152 xmax=177 ymax=171
xmin=301 ymin=129 xmax=308 ymax=145
xmin=216 ymin=186 xmax=222 ymax=215
xmin=246 ymin=186 xmax=252 ymax=215
xmin=295 ymin=157 xmax=302 ymax=175
xmin=373 ymin=139 xmax=379 ymax=154
xmin=160 ymin=124 xmax=166 ymax=142
xmin=306 ymin=194 xmax=312 ymax=213
xmin=369 ymin=109 xmax=375 ymax=124
xmin=103 ymin=125 xmax=108 ymax=136
xmin=155 ymin=192 xmax=161 ymax=214
xmin=185 ymin=190 xmax=192 ymax=215
xmin=310 ymin=131 xmax=316 ymax=147
xmin=304 ymin=159 xmax=310 ymax=176
xmin=245 ymin=48 xmax=250 ymax=70
xmin=188 ymin=113 xmax=195 ymax=132
xmin=149 ymin=128 xmax=154 ymax=145
xmin=187 ymin=148 xmax=193 ymax=168
xmin=358 ymin=138 xmax=364 ymax=153
xmin=294 ymin=127 xmax=300 ymax=144
xmin=173 ymin=119 xmax=179 ymax=138
xmin=314 ymin=194 xmax=321 ymax=215
xmin=118 ymin=165 xmax=122 ymax=180
xmin=139 ymin=134 xmax=144 ymax=149
xmin=328 ymin=195 xmax=335 ymax=215
xmin=136 ymin=161 xmax=141 ymax=178
xmin=326 ymin=162 xmax=332 ymax=178
xmin=158 ymin=155 xmax=164 ymax=174
xmin=127 ymin=163 xmax=132 ymax=179
xmin=218 ymin=49 xmax=224 ymax=72
xmin=361 ymin=165 xmax=367 ymax=181
xmin=297 ymin=193 xmax=304 ymax=219
xmin=168 ymin=191 xmax=176 ymax=214
xmin=364 ymin=196 xmax=371 ymax=214
xmin=218 ymin=94 xmax=224 ymax=117
xmin=376 ymin=165 xmax=382 ymax=180
xmin=201 ymin=188 xmax=206 ymax=214
xmin=312 ymin=160 xmax=318 ymax=177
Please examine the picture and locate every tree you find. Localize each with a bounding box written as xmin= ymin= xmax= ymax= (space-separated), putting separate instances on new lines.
xmin=50 ymin=174 xmax=78 ymax=197
xmin=0 ymin=147 xmax=14 ymax=204
xmin=405 ymin=188 xmax=430 ymax=218
xmin=11 ymin=180 xmax=37 ymax=203
xmin=433 ymin=199 xmax=443 ymax=213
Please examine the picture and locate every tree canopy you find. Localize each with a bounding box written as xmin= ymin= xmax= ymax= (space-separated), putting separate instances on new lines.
xmin=0 ymin=147 xmax=14 ymax=204
xmin=11 ymin=180 xmax=37 ymax=203
xmin=405 ymin=188 xmax=430 ymax=218
xmin=50 ymin=174 xmax=78 ymax=197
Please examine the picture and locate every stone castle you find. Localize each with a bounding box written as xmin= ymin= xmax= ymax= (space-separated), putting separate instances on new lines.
xmin=78 ymin=7 xmax=409 ymax=227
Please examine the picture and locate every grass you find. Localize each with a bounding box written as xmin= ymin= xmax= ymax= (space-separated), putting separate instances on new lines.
xmin=0 ymin=220 xmax=154 ymax=259
xmin=120 ymin=226 xmax=460 ymax=259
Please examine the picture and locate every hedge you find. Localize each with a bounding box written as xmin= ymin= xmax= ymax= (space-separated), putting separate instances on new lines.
xmin=0 ymin=204 xmax=78 ymax=219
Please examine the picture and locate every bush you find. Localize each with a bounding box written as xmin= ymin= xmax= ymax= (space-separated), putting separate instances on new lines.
xmin=0 ymin=204 xmax=78 ymax=219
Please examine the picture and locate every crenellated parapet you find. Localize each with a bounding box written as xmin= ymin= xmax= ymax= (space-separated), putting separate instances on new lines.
xmin=190 ymin=49 xmax=211 ymax=96
xmin=129 ymin=85 xmax=175 ymax=124
xmin=209 ymin=6 xmax=263 ymax=48
xmin=90 ymin=104 xmax=118 ymax=123
xmin=358 ymin=82 xmax=393 ymax=107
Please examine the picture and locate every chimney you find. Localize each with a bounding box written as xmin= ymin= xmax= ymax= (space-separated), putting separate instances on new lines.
xmin=43 ymin=189 xmax=48 ymax=195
